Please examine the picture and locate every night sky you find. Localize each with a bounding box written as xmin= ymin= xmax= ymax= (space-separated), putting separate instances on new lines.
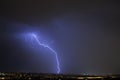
xmin=0 ymin=0 xmax=120 ymax=75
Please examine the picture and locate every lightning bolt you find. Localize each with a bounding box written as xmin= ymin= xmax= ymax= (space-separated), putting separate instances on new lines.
xmin=31 ymin=33 xmax=60 ymax=74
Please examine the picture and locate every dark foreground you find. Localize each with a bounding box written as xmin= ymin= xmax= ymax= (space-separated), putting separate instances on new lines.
xmin=0 ymin=72 xmax=120 ymax=80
